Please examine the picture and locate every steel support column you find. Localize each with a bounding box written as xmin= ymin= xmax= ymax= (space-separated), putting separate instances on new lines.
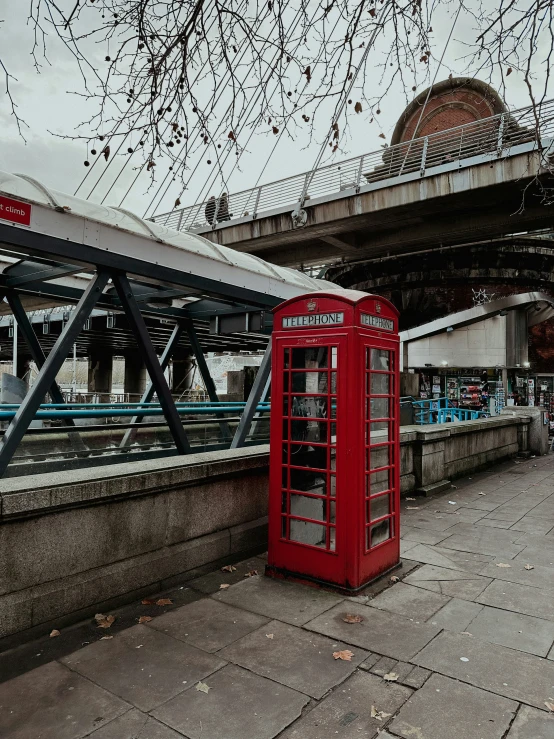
xmin=0 ymin=272 xmax=110 ymax=476
xmin=119 ymin=323 xmax=183 ymax=449
xmin=112 ymin=273 xmax=190 ymax=454
xmin=6 ymin=292 xmax=77 ymax=425
xmin=185 ymin=322 xmax=231 ymax=441
xmin=230 ymin=343 xmax=271 ymax=449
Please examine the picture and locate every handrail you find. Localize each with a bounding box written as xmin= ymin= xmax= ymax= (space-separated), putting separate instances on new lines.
xmin=153 ymin=97 xmax=554 ymax=232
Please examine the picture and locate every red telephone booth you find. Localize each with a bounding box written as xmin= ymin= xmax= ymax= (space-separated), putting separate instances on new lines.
xmin=266 ymin=290 xmax=400 ymax=592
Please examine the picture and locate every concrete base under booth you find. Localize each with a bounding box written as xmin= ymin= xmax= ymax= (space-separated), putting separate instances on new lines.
xmin=264 ymin=561 xmax=402 ymax=596
xmin=0 ymin=414 xmax=536 ymax=640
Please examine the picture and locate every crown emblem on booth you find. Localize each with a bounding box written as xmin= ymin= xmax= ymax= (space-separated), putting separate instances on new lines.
xmin=306 ymin=299 xmax=317 ymax=312
xmin=375 ymin=302 xmax=381 ymax=313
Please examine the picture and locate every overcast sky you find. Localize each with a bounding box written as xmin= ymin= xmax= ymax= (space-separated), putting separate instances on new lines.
xmin=0 ymin=2 xmax=548 ymax=218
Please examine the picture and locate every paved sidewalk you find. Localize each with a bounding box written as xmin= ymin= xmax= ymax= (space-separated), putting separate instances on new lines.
xmin=2 ymin=455 xmax=554 ymax=738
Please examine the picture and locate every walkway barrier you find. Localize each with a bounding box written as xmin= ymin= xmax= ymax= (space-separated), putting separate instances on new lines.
xmin=403 ymin=396 xmax=486 ymax=425
xmin=154 ymin=98 xmax=554 ymax=231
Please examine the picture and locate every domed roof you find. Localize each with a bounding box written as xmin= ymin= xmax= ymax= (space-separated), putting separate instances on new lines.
xmin=391 ymin=77 xmax=508 ymax=146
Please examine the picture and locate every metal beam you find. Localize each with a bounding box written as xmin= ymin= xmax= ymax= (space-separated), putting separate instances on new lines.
xmin=112 ymin=273 xmax=190 ymax=454
xmin=186 ymin=322 xmax=231 ymax=441
xmin=0 ymin=272 xmax=110 ymax=477
xmin=6 ymin=292 xmax=77 ymax=427
xmin=319 ymin=235 xmax=359 ymax=253
xmin=119 ymin=323 xmax=183 ymax=448
xmin=230 ymin=343 xmax=272 ymax=448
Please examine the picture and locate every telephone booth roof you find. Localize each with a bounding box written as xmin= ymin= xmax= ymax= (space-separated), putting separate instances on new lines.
xmin=273 ymin=289 xmax=400 ymax=315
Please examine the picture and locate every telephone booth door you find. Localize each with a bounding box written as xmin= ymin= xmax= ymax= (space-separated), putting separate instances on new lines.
xmin=269 ymin=336 xmax=347 ymax=586
xmin=357 ymin=335 xmax=400 ymax=585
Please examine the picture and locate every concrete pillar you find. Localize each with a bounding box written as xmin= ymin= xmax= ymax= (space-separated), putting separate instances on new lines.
xmin=506 ymin=309 xmax=528 ymax=367
xmin=88 ymin=351 xmax=113 ymax=402
xmin=172 ymin=354 xmax=195 ymax=395
xmin=15 ymin=355 xmax=33 ymax=385
xmin=501 ymin=407 xmax=548 ymax=455
xmin=123 ymin=352 xmax=147 ymax=399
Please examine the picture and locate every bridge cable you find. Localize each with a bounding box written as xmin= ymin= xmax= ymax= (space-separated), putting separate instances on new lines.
xmin=144 ymin=0 xmax=305 ymax=218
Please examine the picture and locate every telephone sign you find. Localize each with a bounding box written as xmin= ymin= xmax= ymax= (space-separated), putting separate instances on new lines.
xmin=266 ymin=289 xmax=401 ymax=592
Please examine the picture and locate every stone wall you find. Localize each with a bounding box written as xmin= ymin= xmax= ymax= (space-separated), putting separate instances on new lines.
xmin=0 ymin=415 xmax=532 ymax=640
xmin=0 ymin=448 xmax=269 ymax=642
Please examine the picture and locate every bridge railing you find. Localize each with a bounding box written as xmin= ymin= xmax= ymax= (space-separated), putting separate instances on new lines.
xmin=154 ymin=98 xmax=554 ymax=232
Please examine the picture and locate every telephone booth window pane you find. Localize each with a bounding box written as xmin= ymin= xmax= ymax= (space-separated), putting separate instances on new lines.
xmin=282 ymin=419 xmax=289 ymax=440
xmin=370 ymin=349 xmax=390 ymax=371
xmin=329 ymin=529 xmax=336 ymax=551
xmin=368 ymin=445 xmax=389 ymax=470
xmin=290 ymin=396 xmax=328 ymax=418
xmin=292 ymin=347 xmax=329 ymax=369
xmin=331 ymin=347 xmax=337 ymax=368
xmin=290 ymin=493 xmax=326 ymax=522
xmin=284 ymin=349 xmax=290 ymax=369
xmin=330 ymin=372 xmax=337 ymax=393
xmin=370 ymin=493 xmax=390 ymax=521
xmin=368 ymin=469 xmax=390 ymax=495
xmin=290 ymin=519 xmax=327 ymax=548
xmin=299 ymin=420 xmax=329 ymax=443
xmin=370 ymin=420 xmax=390 ymax=434
xmin=371 ymin=373 xmax=390 ymax=394
xmin=330 ymin=500 xmax=336 ymax=524
xmin=281 ymin=517 xmax=288 ymax=538
xmin=291 ymin=372 xmax=328 ymax=393
xmin=283 ymin=374 xmax=290 ymax=392
xmin=330 ymin=475 xmax=336 ymax=497
xmin=368 ymin=519 xmax=391 ymax=548
xmin=290 ymin=467 xmax=327 ymax=494
xmin=370 ymin=397 xmax=389 ymax=419
xmin=290 ymin=444 xmax=327 ymax=470
xmin=282 ymin=467 xmax=288 ymax=488
xmin=281 ymin=491 xmax=288 ymax=513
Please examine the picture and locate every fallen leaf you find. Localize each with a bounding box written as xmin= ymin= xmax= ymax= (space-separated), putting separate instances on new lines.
xmin=354 ymin=101 xmax=362 ymax=113
xmin=406 ymin=506 xmax=420 ymax=510
xmin=370 ymin=706 xmax=392 ymax=721
xmin=100 ymin=635 xmax=113 ymax=640
xmin=507 ymin=67 xmax=512 ymax=76
xmin=138 ymin=616 xmax=153 ymax=624
xmin=545 ymin=701 xmax=554 ymax=711
xmin=496 ymin=563 xmax=511 ymax=568
xmin=219 ymin=583 xmax=230 ymax=590
xmin=195 ymin=682 xmax=210 ymax=693
xmin=448 ymin=501 xmax=457 ymax=505
xmin=244 ymin=570 xmax=258 ymax=577
xmin=383 ymin=672 xmax=399 ymax=681
xmin=266 ymin=633 xmax=274 ymax=639
xmin=333 ymin=650 xmax=354 ymax=661
xmin=141 ymin=598 xmax=156 ymax=605
xmin=343 ymin=613 xmax=364 ymax=624
xmin=378 ymin=133 xmax=386 ymax=139
xmin=221 ymin=565 xmax=237 ymax=573
xmin=524 ymin=564 xmax=534 ymax=570
xmin=478 ymin=492 xmax=486 ymax=496
xmin=49 ymin=629 xmax=60 ymax=638
xmin=156 ymin=598 xmax=173 ymax=606
xmin=390 ymin=576 xmax=400 ymax=583
xmin=461 ymin=631 xmax=473 ymax=636
xmin=95 ymin=613 xmax=116 ymax=629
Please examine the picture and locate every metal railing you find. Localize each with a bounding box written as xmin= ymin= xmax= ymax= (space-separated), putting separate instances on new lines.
xmin=410 ymin=397 xmax=486 ymax=425
xmin=153 ymin=98 xmax=554 ymax=233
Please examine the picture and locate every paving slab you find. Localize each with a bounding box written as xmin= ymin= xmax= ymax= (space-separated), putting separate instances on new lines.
xmin=475 ymin=518 xmax=516 ymax=529
xmin=506 ymin=705 xmax=554 ymax=739
xmin=438 ymin=533 xmax=526 ymax=559
xmin=400 ymin=526 xmax=450 ymax=545
xmin=60 ymin=624 xmax=225 ymax=712
xmin=413 ymin=631 xmax=554 ymax=709
xmin=400 ymin=511 xmax=459 ymax=532
xmin=212 ymin=574 xmax=343 ymax=625
xmin=513 ymin=543 xmax=554 ymax=568
xmin=218 ymin=619 xmax=367 ymax=699
xmin=428 ymin=598 xmax=484 ymax=632
xmin=404 ymin=564 xmax=492 ymax=600
xmin=388 ymin=672 xmax=517 ymax=739
xmin=152 ymin=663 xmax=308 ymax=739
xmin=402 ymin=543 xmax=494 ymax=575
xmin=439 ymin=521 xmax=524 ymax=543
xmin=187 ymin=557 xmax=267 ymax=594
xmin=403 ymin=665 xmax=431 ymax=689
xmin=477 ymin=578 xmax=554 ymax=622
xmin=369 ymin=582 xmax=450 ymax=621
xmin=463 ymin=604 xmax=554 ymax=657
xmin=479 ymin=560 xmax=554 ymax=591
xmin=278 ymin=670 xmax=412 ymax=739
xmin=400 ymin=540 xmax=418 ymax=556
xmin=86 ymin=709 xmax=183 ymax=739
xmin=146 ymin=597 xmax=269 ymax=652
xmin=0 ymin=660 xmax=129 ymax=739
xmin=304 ymin=603 xmax=441 ymax=662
